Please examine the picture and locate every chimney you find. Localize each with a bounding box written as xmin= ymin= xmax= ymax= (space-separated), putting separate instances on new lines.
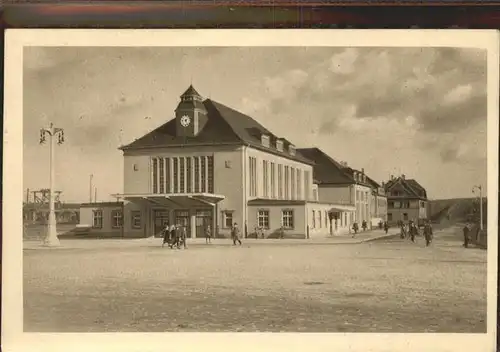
xmin=402 ymin=174 xmax=406 ymax=180
xmin=361 ymin=168 xmax=365 ymax=174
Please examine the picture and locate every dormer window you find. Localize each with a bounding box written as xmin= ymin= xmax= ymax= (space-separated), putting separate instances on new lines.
xmin=261 ymin=134 xmax=270 ymax=148
xmin=276 ymin=139 xmax=284 ymax=152
xmin=289 ymin=144 xmax=296 ymax=156
xmin=363 ymin=175 xmax=366 ymax=183
xmin=353 ymin=171 xmax=357 ymax=181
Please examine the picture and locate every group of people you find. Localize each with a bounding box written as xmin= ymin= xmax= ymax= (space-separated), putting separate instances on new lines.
xmin=352 ymin=220 xmax=389 ymax=236
xmin=160 ymin=221 xmax=244 ymax=248
xmin=398 ymin=219 xmax=433 ymax=246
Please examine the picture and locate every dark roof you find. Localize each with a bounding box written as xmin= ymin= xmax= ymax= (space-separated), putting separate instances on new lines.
xmin=298 ymin=148 xmax=374 ymax=188
xmin=121 ymin=94 xmax=313 ymax=165
xmin=80 ymin=202 xmax=124 ymax=208
xmin=181 ymin=84 xmax=202 ymax=98
xmin=247 ymin=199 xmax=307 ymax=206
xmin=384 ymin=177 xmax=427 ymax=199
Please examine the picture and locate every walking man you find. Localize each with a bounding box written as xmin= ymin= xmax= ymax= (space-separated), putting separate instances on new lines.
xmin=409 ymin=222 xmax=417 ymax=243
xmin=205 ymin=224 xmax=212 ymax=244
xmin=161 ymin=222 xmax=170 ymax=248
xmin=231 ymin=222 xmax=242 ymax=246
xmin=423 ymin=221 xmax=433 ymax=247
xmin=178 ymin=225 xmax=187 ymax=249
xmin=463 ymin=223 xmax=471 ymax=248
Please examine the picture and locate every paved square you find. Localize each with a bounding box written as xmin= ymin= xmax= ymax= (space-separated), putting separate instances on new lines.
xmin=23 ymin=228 xmax=487 ymax=332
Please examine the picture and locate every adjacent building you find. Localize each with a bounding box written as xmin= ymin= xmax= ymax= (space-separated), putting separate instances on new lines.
xmin=383 ymin=174 xmax=428 ymax=224
xmin=108 ymin=85 xmax=354 ymax=239
xmin=297 ymin=148 xmax=385 ymax=232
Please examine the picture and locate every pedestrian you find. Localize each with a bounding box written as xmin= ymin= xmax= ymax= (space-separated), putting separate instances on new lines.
xmin=423 ymin=221 xmax=433 ymax=247
xmin=168 ymin=224 xmax=177 ymax=248
xmin=231 ymin=222 xmax=242 ymax=246
xmin=352 ymin=222 xmax=359 ymax=237
xmin=278 ymin=225 xmax=285 ymax=239
xmin=161 ymin=222 xmax=170 ymax=247
xmin=205 ymin=224 xmax=212 ymax=244
xmin=463 ymin=223 xmax=471 ymax=248
xmin=379 ymin=221 xmax=383 ymax=230
xmin=409 ymin=223 xmax=416 ymax=243
xmin=362 ymin=220 xmax=367 ymax=232
xmin=383 ymin=221 xmax=389 ymax=234
xmin=178 ymin=225 xmax=187 ymax=249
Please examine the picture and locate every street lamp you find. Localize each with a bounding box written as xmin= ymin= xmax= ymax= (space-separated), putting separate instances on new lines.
xmin=472 ymin=185 xmax=483 ymax=231
xmin=40 ymin=123 xmax=65 ymax=247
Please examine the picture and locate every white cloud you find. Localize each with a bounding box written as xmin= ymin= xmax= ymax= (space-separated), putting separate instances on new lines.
xmin=443 ymin=84 xmax=473 ymax=105
xmin=329 ymin=48 xmax=358 ymax=75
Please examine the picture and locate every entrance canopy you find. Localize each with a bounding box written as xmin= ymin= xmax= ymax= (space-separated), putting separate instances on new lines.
xmin=112 ymin=193 xmax=225 ymax=208
xmin=328 ymin=204 xmax=356 ymax=213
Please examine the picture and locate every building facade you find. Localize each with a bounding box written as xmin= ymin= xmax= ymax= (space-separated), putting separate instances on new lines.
xmin=106 ymin=86 xmax=352 ymax=239
xmin=384 ymin=174 xmax=428 ymax=225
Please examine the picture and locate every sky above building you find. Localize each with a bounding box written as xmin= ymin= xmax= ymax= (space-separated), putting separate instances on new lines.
xmin=23 ymin=46 xmax=487 ymax=202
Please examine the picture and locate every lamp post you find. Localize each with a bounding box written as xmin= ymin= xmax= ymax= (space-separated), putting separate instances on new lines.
xmin=40 ymin=123 xmax=65 ymax=247
xmin=472 ymin=185 xmax=483 ymax=231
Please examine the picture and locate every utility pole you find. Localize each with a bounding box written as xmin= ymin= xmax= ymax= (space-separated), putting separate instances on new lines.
xmin=39 ymin=122 xmax=65 ymax=247
xmin=472 ymin=185 xmax=484 ymax=231
xmin=89 ymin=174 xmax=93 ymax=203
xmin=95 ymin=188 xmax=97 ymax=203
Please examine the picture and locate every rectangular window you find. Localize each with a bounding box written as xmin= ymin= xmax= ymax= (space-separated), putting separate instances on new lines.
xmin=186 ymin=157 xmax=192 ymax=193
xmin=278 ymin=164 xmax=283 ymax=199
xmin=249 ymin=157 xmax=257 ymax=197
xmin=207 ymin=156 xmax=214 ymax=193
xmin=179 ymin=157 xmax=185 ymax=193
xmin=388 ymin=213 xmax=393 ymax=221
xmin=388 ymin=201 xmax=394 ymax=208
xmin=284 ymin=166 xmax=290 ymax=199
xmin=257 ymin=210 xmax=270 ymax=229
xmin=159 ymin=158 xmax=165 ymax=193
xmin=296 ymin=169 xmax=302 ymax=200
xmin=92 ymin=209 xmax=103 ymax=228
xmin=290 ymin=167 xmax=296 ymax=200
xmin=223 ymin=211 xmax=233 ymax=228
xmin=312 ymin=210 xmax=316 ymax=228
xmin=131 ymin=211 xmax=141 ymax=229
xmin=325 ymin=211 xmax=328 ymax=228
xmin=111 ymin=209 xmax=123 ymax=229
xmin=165 ymin=158 xmax=170 ymax=193
xmin=282 ymin=210 xmax=294 ymax=229
xmin=173 ymin=158 xmax=179 ymax=193
xmin=319 ymin=210 xmax=322 ymax=228
xmin=304 ymin=171 xmax=310 ymax=200
xmin=313 ymin=188 xmax=318 ymax=201
xmin=194 ymin=157 xmax=200 ymax=192
xmin=403 ymin=213 xmax=408 ymax=221
xmin=152 ymin=158 xmax=158 ymax=194
xmin=263 ymin=160 xmax=269 ymax=197
xmin=270 ymin=162 xmax=276 ymax=198
xmin=201 ymin=156 xmax=207 ymax=193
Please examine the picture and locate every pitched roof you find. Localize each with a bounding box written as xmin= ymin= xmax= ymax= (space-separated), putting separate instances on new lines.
xmin=181 ymin=84 xmax=202 ymax=98
xmin=384 ymin=176 xmax=427 ymax=199
xmin=120 ymin=96 xmax=313 ymax=165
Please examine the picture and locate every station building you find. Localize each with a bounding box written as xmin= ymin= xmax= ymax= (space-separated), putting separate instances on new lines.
xmin=106 ymin=85 xmax=356 ymax=239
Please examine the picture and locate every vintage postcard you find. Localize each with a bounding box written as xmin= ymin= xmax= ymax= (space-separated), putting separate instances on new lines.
xmin=3 ymin=29 xmax=499 ymax=352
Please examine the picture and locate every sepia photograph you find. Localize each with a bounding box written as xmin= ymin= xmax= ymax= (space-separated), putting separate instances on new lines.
xmin=3 ymin=29 xmax=498 ymax=352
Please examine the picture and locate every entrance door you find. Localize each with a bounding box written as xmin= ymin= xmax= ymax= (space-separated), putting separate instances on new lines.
xmin=174 ymin=210 xmax=191 ymax=238
xmin=153 ymin=209 xmax=169 ymax=237
xmin=195 ymin=209 xmax=212 ymax=238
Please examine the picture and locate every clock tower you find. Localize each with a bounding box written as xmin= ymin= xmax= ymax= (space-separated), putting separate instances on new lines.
xmin=175 ymin=85 xmax=208 ymax=138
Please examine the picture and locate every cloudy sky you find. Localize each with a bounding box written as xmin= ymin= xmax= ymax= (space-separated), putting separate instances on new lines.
xmin=23 ymin=46 xmax=487 ymax=202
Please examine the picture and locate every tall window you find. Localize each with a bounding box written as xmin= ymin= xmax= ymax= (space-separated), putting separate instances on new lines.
xmin=159 ymin=158 xmax=165 ymax=193
xmin=388 ymin=213 xmax=393 ymax=221
xmin=278 ymin=164 xmax=283 ymax=199
xmin=319 ymin=210 xmax=322 ymax=228
xmin=403 ymin=213 xmax=408 ymax=221
xmin=297 ymin=169 xmax=302 ymax=200
xmin=257 ymin=210 xmax=270 ymax=229
xmin=325 ymin=211 xmax=328 ymax=228
xmin=92 ymin=209 xmax=103 ymax=228
xmin=284 ymin=166 xmax=290 ymax=199
xmin=282 ymin=210 xmax=294 ymax=229
xmin=207 ymin=156 xmax=214 ymax=193
xmin=313 ymin=188 xmax=318 ymax=201
xmin=111 ymin=209 xmax=123 ymax=229
xmin=223 ymin=211 xmax=233 ymax=228
xmin=249 ymin=157 xmax=257 ymax=197
xmin=201 ymin=157 xmax=206 ymax=192
xmin=173 ymin=158 xmax=179 ymax=193
xmin=186 ymin=157 xmax=192 ymax=193
xmin=194 ymin=157 xmax=200 ymax=192
xmin=179 ymin=157 xmax=185 ymax=193
xmin=290 ymin=167 xmax=296 ymax=200
xmin=304 ymin=171 xmax=310 ymax=200
xmin=270 ymin=162 xmax=276 ymax=198
xmin=152 ymin=158 xmax=158 ymax=194
xmin=131 ymin=211 xmax=141 ymax=229
xmin=263 ymin=160 xmax=269 ymax=197
xmin=165 ymin=158 xmax=170 ymax=193
xmin=312 ymin=210 xmax=316 ymax=228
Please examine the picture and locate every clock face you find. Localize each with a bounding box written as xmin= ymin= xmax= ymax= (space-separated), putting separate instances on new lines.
xmin=180 ymin=115 xmax=191 ymax=127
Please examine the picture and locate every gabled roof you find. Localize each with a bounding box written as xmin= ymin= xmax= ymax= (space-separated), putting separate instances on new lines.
xmin=120 ymin=96 xmax=313 ymax=165
xmin=384 ymin=176 xmax=427 ymax=199
xmin=181 ymin=84 xmax=202 ymax=98
xmin=297 ymin=148 xmax=374 ymax=187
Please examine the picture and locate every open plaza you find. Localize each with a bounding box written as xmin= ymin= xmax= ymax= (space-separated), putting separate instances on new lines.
xmin=23 ymin=225 xmax=487 ymax=333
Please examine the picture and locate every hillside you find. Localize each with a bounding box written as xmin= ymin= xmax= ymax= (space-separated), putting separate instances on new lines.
xmin=428 ymin=197 xmax=487 ymax=226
